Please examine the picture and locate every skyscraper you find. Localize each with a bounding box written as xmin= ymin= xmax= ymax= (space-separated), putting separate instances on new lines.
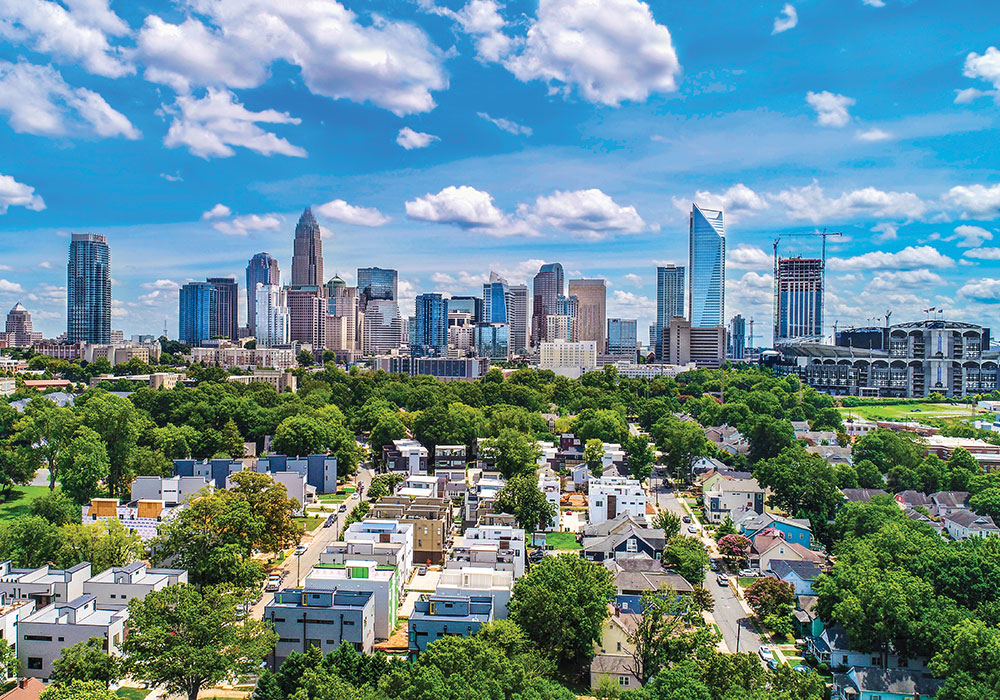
xmin=482 ymin=272 xmax=509 ymax=324
xmin=607 ymin=318 xmax=638 ymax=355
xmin=774 ymin=257 xmax=823 ymax=342
xmin=357 ymin=267 xmax=397 ymax=312
xmin=656 ymin=265 xmax=685 ymax=357
xmin=531 ymin=262 xmax=564 ymax=345
xmin=688 ymin=204 xmax=726 ymax=328
xmin=246 ymin=252 xmax=280 ymax=335
xmin=413 ymin=293 xmax=449 ymax=358
xmin=508 ymin=284 xmax=528 ymax=354
xmin=67 ymin=233 xmax=111 ymax=344
xmin=291 ymin=208 xmax=323 ymax=287
xmin=557 ymin=295 xmax=578 ymax=317
xmin=362 ymin=299 xmax=403 ymax=355
xmin=729 ymin=314 xmax=747 ymax=359
xmin=449 ymin=296 xmax=483 ymax=323
xmin=567 ymin=279 xmax=607 ymax=351
xmin=207 ymin=277 xmax=238 ymax=341
xmin=286 ymin=286 xmax=325 ymax=350
xmin=178 ymin=281 xmax=214 ymax=346
xmin=324 ymin=276 xmax=360 ymax=356
xmin=4 ymin=303 xmax=41 ymax=347
xmin=255 ymin=284 xmax=290 ymax=347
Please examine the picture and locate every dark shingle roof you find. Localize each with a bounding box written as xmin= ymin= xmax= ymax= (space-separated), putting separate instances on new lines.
xmin=769 ymin=559 xmax=821 ymax=581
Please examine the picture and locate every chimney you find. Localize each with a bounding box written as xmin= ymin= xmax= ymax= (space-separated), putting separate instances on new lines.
xmin=19 ymin=678 xmax=28 ymax=689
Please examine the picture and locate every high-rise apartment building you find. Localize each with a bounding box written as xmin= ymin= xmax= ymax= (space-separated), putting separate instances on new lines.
xmin=449 ymin=296 xmax=483 ymax=323
xmin=362 ymin=299 xmax=402 ymax=355
xmin=474 ymin=323 xmax=509 ymax=361
xmin=774 ymin=257 xmax=823 ymax=343
xmin=557 ymin=295 xmax=578 ymax=318
xmin=656 ymin=265 xmax=685 ymax=357
xmin=255 ymin=284 xmax=289 ymax=347
xmin=5 ymin=303 xmax=41 ymax=347
xmin=178 ymin=281 xmax=214 ymax=346
xmin=357 ymin=267 xmax=397 ymax=313
xmin=324 ymin=276 xmax=360 ymax=357
xmin=546 ymin=314 xmax=577 ymax=342
xmin=531 ymin=262 xmax=564 ymax=345
xmin=689 ymin=204 xmax=725 ymax=328
xmin=246 ymin=253 xmax=280 ymax=335
xmin=291 ymin=208 xmax=323 ymax=286
xmin=607 ymin=318 xmax=637 ymax=355
xmin=287 ymin=286 xmax=325 ymax=350
xmin=508 ymin=284 xmax=528 ymax=354
xmin=413 ymin=293 xmax=448 ymax=358
xmin=567 ymin=279 xmax=606 ymax=351
xmin=729 ymin=314 xmax=747 ymax=360
xmin=67 ymin=233 xmax=111 ymax=344
xmin=207 ymin=277 xmax=238 ymax=341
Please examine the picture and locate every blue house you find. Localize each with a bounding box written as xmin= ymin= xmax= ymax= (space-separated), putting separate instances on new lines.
xmin=769 ymin=559 xmax=821 ymax=596
xmin=832 ymin=668 xmax=943 ymax=700
xmin=736 ymin=511 xmax=812 ymax=549
xmin=173 ymin=454 xmax=338 ymax=493
xmin=408 ymin=595 xmax=493 ymax=659
xmin=264 ymin=588 xmax=374 ymax=669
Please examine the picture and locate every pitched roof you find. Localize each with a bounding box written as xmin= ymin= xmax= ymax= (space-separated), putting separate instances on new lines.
xmin=752 ymin=533 xmax=824 ymax=563
xmin=583 ymin=526 xmax=666 ymax=555
xmin=737 ymin=511 xmax=811 ymax=533
xmin=840 ymin=488 xmax=889 ymax=502
xmin=582 ymin=512 xmax=647 ymax=538
xmin=930 ymin=491 xmax=970 ymax=508
xmin=590 ymin=653 xmax=635 ymax=676
xmin=944 ymin=509 xmax=999 ymax=531
xmin=769 ymin=559 xmax=821 ymax=581
xmin=838 ymin=668 xmax=944 ymax=695
xmin=894 ymin=490 xmax=931 ymax=506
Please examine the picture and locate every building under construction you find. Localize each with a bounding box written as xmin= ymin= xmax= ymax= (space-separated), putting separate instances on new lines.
xmin=774 ymin=256 xmax=823 ymax=343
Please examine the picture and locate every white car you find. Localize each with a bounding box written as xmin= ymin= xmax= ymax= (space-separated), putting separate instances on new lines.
xmin=758 ymin=645 xmax=774 ymax=662
xmin=294 ymin=544 xmax=308 ymax=556
xmin=687 ymin=524 xmax=698 ymax=533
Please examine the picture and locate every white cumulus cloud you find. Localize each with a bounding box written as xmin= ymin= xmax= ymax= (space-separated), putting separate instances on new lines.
xmin=673 ymin=184 xmax=769 ymax=222
xmin=856 ymin=128 xmax=892 ymax=142
xmin=871 ymin=223 xmax=898 ymax=242
xmin=163 ymin=88 xmax=305 ymax=159
xmin=772 ymin=4 xmax=798 ymax=34
xmin=947 ymin=224 xmax=993 ymax=248
xmin=424 ymin=0 xmax=511 ymax=62
xmin=201 ymin=203 xmax=231 ymax=220
xmin=0 ymin=172 xmax=45 ymax=214
xmin=212 ymin=213 xmax=282 ymax=236
xmin=962 ymin=46 xmax=1000 ymax=98
xmin=828 ymin=245 xmax=954 ymax=271
xmin=478 ymin=112 xmax=532 ymax=136
xmin=866 ymin=269 xmax=945 ymax=293
xmin=771 ymin=181 xmax=927 ymax=222
xmin=0 ymin=280 xmax=24 ymax=294
xmin=520 ymin=189 xmax=646 ymax=239
xmin=141 ymin=279 xmax=182 ymax=291
xmin=958 ymin=278 xmax=1000 ymax=303
xmin=315 ymin=199 xmax=390 ymax=227
xmin=728 ymin=244 xmax=771 ymax=270
xmin=0 ymin=60 xmax=139 ymax=139
xmin=943 ymin=183 xmax=1000 ymax=219
xmin=805 ymin=91 xmax=855 ymax=127
xmin=965 ymin=248 xmax=1000 ymax=261
xmin=406 ymin=185 xmax=535 ymax=237
xmin=396 ymin=127 xmax=439 ymax=150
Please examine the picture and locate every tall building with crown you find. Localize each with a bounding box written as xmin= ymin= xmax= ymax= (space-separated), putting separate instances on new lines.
xmin=4 ymin=303 xmax=41 ymax=347
xmin=291 ymin=208 xmax=323 ymax=287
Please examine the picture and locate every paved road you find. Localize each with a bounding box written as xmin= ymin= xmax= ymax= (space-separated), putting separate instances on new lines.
xmin=648 ymin=468 xmax=762 ymax=655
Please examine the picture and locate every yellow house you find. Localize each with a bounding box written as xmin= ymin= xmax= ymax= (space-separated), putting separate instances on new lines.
xmin=590 ymin=605 xmax=641 ymax=691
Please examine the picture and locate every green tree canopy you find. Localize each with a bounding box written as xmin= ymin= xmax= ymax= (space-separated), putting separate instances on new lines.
xmin=492 ymin=474 xmax=556 ymax=534
xmin=662 ymin=536 xmax=709 ymax=585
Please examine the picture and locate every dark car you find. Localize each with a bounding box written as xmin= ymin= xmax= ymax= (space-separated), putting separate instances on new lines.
xmin=682 ymin=515 xmax=691 ymax=523
xmin=323 ymin=515 xmax=335 ymax=528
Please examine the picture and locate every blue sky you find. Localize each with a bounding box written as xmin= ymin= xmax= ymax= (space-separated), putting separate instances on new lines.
xmin=1 ymin=0 xmax=1000 ymax=343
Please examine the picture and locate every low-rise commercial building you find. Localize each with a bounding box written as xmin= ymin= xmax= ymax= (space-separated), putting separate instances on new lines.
xmin=227 ymin=369 xmax=298 ymax=392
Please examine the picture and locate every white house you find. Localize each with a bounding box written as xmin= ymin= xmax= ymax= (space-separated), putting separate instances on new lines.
xmin=321 ymin=520 xmax=415 ymax=587
xmin=451 ymin=525 xmax=526 ymax=579
xmin=538 ymin=472 xmax=561 ymax=532
xmin=701 ymin=470 xmax=766 ymax=524
xmin=588 ymin=477 xmax=646 ymax=526
xmin=943 ymin=510 xmax=1000 ymax=540
xmin=436 ymin=567 xmax=514 ymax=619
xmin=305 ymin=561 xmax=399 ymax=640
xmin=129 ymin=475 xmax=210 ymax=505
xmin=82 ymin=563 xmax=187 ymax=610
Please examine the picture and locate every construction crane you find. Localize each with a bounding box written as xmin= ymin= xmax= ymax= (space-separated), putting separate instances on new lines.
xmin=772 ymin=229 xmax=843 ymax=344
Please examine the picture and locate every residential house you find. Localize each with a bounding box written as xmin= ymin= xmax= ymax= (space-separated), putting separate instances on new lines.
xmin=768 ymin=560 xmax=821 ymax=596
xmin=18 ymin=595 xmax=127 ymax=680
xmin=370 ymin=497 xmax=451 ymax=565
xmin=538 ymin=471 xmax=561 ymax=532
xmin=408 ymin=595 xmax=493 ymax=659
xmin=929 ymin=491 xmax=970 ymax=517
xmin=692 ymin=456 xmax=728 ymax=476
xmin=582 ymin=524 xmax=666 ymax=563
xmin=130 ymin=475 xmax=210 ymax=505
xmin=396 ymin=475 xmax=440 ymax=499
xmin=464 ymin=477 xmax=506 ymax=525
xmin=702 ymin=470 xmax=765 ymax=524
xmin=604 ymin=556 xmax=693 ymax=613
xmin=894 ymin=491 xmax=931 ymax=509
xmin=436 ymin=468 xmax=468 ymax=501
xmin=750 ymin=532 xmax=824 ymax=572
xmin=450 ymin=526 xmax=526 ymax=579
xmin=808 ymin=627 xmax=929 ymax=674
xmin=942 ymin=510 xmax=1000 ymax=540
xmin=305 ymin=561 xmax=399 ymax=640
xmin=320 ymin=520 xmax=414 ymax=581
xmin=805 ymin=444 xmax=853 ymax=466
xmin=435 ymin=567 xmax=513 ymax=620
xmin=588 ymin=476 xmax=646 ymax=526
xmin=704 ymin=425 xmax=749 ymax=457
xmin=840 ymin=488 xmax=890 ymax=504
xmin=382 ymin=439 xmax=428 ymax=474
xmin=793 ymin=595 xmax=823 ymax=639
xmin=736 ymin=512 xmax=812 ymax=549
xmin=591 ymin=605 xmax=641 ymax=692
xmin=0 ymin=562 xmax=90 ymax=609
xmin=434 ymin=445 xmax=466 ymax=470
xmin=82 ymin=498 xmax=184 ymax=541
xmin=264 ymin=588 xmax=375 ymax=669
xmin=832 ymin=668 xmax=943 ymax=700
xmin=82 ymin=563 xmax=187 ymax=609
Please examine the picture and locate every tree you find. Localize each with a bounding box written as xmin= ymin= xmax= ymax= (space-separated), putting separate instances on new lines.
xmin=0 ymin=515 xmax=65 ymax=567
xmin=714 ymin=514 xmax=737 ymax=541
xmin=369 ymin=414 xmax=406 ymax=465
xmin=970 ymin=488 xmax=1000 ymax=521
xmin=493 ymin=474 xmax=556 ymax=534
xmin=652 ymin=416 xmax=713 ymax=478
xmin=124 ymin=584 xmax=277 ymax=700
xmin=30 ymin=490 xmax=81 ymax=526
xmin=948 ymin=447 xmax=981 ymax=492
xmin=584 ymin=438 xmax=604 ymax=476
xmin=0 ymin=639 xmax=17 ymax=680
xmin=853 ymin=428 xmax=924 ymax=474
xmin=218 ymin=418 xmax=245 ymax=458
xmin=131 ymin=446 xmax=172 ymax=477
xmin=855 ymin=459 xmax=885 ymax=489
xmin=16 ymin=397 xmax=78 ymax=491
xmin=227 ymin=471 xmax=303 ymax=553
xmin=480 ymin=429 xmax=542 ymax=480
xmin=624 ymin=433 xmax=655 ymax=481
xmin=79 ymin=392 xmax=140 ymax=497
xmin=930 ymin=619 xmax=1000 ymax=700
xmin=508 ymin=554 xmax=614 ymax=673
xmin=753 ymin=447 xmax=842 ymax=528
xmin=40 ymin=681 xmax=116 ymax=700
xmin=50 ymin=637 xmax=122 ymax=688
xmin=56 ymin=426 xmax=110 ymax=504
xmin=651 ymin=510 xmax=681 ymax=541
xmin=662 ymin=536 xmax=709 ymax=585
xmin=747 ymin=416 xmax=796 ymax=463
xmin=570 ymin=408 xmax=628 ymax=444
xmin=296 ymin=349 xmax=315 ymax=367
xmin=744 ymin=577 xmax=796 ymax=619
xmin=716 ymin=534 xmax=751 ymax=567
xmin=272 ymin=414 xmax=329 ymax=457
xmin=626 ymin=587 xmax=718 ymax=684
xmin=154 ymin=424 xmax=198 ymax=460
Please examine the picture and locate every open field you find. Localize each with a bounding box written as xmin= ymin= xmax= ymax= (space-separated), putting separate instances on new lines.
xmin=0 ymin=485 xmax=52 ymax=520
xmin=294 ymin=515 xmax=325 ymax=532
xmin=838 ymin=402 xmax=981 ymax=422
xmin=545 ymin=531 xmax=581 ymax=550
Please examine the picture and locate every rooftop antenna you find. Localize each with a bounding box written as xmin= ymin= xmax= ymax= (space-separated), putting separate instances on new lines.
xmin=885 ymin=310 xmax=892 ymax=328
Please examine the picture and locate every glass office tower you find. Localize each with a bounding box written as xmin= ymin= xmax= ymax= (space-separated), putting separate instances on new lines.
xmin=688 ymin=204 xmax=726 ymax=328
xmin=357 ymin=267 xmax=398 ymax=312
xmin=67 ymin=233 xmax=111 ymax=344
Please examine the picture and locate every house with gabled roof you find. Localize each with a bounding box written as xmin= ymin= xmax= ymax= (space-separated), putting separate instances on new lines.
xmin=942 ymin=509 xmax=1000 ymax=540
xmin=736 ymin=511 xmax=812 ymax=549
xmin=832 ymin=667 xmax=943 ymax=700
xmin=768 ymin=559 xmax=821 ymax=596
xmin=750 ymin=531 xmax=823 ymax=571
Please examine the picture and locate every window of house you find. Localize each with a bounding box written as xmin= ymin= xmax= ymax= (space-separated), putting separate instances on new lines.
xmin=618 ymin=677 xmax=629 ymax=686
xmin=616 ymin=641 xmax=622 ymax=652
xmin=27 ymin=658 xmax=42 ymax=670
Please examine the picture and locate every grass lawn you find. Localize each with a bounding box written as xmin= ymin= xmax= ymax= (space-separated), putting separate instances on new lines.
xmin=738 ymin=577 xmax=757 ymax=588
xmin=294 ymin=515 xmax=325 ymax=532
xmin=545 ymin=532 xmax=581 ymax=550
xmin=839 ymin=402 xmax=979 ymax=422
xmin=0 ymin=485 xmax=52 ymax=520
xmin=116 ymin=689 xmax=150 ymax=700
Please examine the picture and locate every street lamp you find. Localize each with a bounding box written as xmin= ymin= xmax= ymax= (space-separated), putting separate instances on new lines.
xmin=295 ymin=549 xmax=304 ymax=585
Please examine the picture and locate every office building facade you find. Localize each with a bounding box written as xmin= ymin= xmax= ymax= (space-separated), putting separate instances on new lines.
xmin=775 ymin=257 xmax=823 ymax=342
xmin=287 ymin=286 xmax=325 ymax=350
xmin=362 ymin=299 xmax=402 ymax=355
xmin=531 ymin=262 xmax=564 ymax=345
xmin=689 ymin=205 xmax=726 ymax=328
xmin=729 ymin=314 xmax=747 ymax=360
xmin=474 ymin=323 xmax=510 ymax=361
xmin=207 ymin=277 xmax=238 ymax=341
xmin=607 ymin=318 xmax=637 ymax=355
xmin=5 ymin=303 xmax=41 ymax=347
xmin=291 ymin=208 xmax=323 ymax=286
xmin=546 ymin=314 xmax=577 ymax=342
xmin=483 ymin=272 xmax=509 ymax=325
xmin=567 ymin=279 xmax=607 ymax=351
xmin=324 ymin=276 xmax=360 ymax=357
xmin=656 ymin=265 xmax=685 ymax=357
xmin=449 ymin=296 xmax=483 ymax=323
xmin=661 ymin=316 xmax=726 ymax=368
xmin=508 ymin=283 xmax=528 ymax=354
xmin=357 ymin=267 xmax=397 ymax=312
xmin=254 ymin=284 xmax=290 ymax=347
xmin=67 ymin=233 xmax=111 ymax=344
xmin=178 ymin=282 xmax=214 ymax=346
xmin=413 ymin=293 xmax=448 ymax=358
xmin=246 ymin=253 xmax=280 ymax=335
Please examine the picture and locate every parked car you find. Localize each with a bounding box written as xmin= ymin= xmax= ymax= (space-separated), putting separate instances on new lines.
xmin=417 ymin=565 xmax=427 ymax=575
xmin=295 ymin=544 xmax=308 ymax=556
xmin=687 ymin=524 xmax=698 ymax=533
xmin=792 ymin=665 xmax=809 ymax=674
xmin=739 ymin=568 xmax=759 ymax=577
xmin=758 ymin=645 xmax=774 ymax=662
xmin=339 ymin=504 xmax=348 ymax=513
xmin=768 ymin=658 xmax=780 ymax=670
xmin=323 ymin=515 xmax=335 ymax=528
xmin=716 ymin=574 xmax=729 ymax=586
xmin=265 ymin=574 xmax=281 ymax=592
xmin=682 ymin=515 xmax=692 ymax=523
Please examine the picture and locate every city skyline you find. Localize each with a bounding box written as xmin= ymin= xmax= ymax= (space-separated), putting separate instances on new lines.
xmin=2 ymin=1 xmax=1000 ymax=339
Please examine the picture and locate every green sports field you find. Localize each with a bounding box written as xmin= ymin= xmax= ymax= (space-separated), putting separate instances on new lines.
xmin=839 ymin=402 xmax=981 ymax=423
